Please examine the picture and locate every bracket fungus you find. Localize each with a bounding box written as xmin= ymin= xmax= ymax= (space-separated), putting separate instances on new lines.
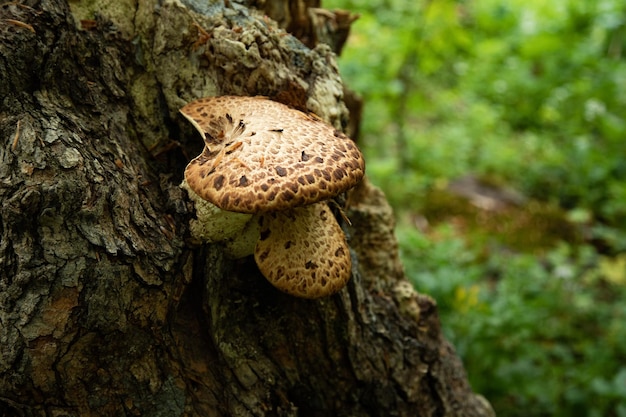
xmin=180 ymin=96 xmax=365 ymax=298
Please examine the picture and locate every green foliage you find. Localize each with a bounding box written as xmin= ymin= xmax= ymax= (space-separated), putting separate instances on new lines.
xmin=399 ymin=227 xmax=626 ymax=417
xmin=326 ymin=0 xmax=626 ymax=415
xmin=332 ymin=0 xmax=626 ymax=236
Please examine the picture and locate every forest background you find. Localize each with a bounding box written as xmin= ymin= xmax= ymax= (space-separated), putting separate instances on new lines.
xmin=326 ymin=0 xmax=626 ymax=416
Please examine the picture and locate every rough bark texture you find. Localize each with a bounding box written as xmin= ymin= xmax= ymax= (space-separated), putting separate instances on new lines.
xmin=0 ymin=0 xmax=495 ymax=416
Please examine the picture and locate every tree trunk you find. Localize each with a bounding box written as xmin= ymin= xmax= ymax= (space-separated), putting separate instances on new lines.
xmin=0 ymin=1 xmax=495 ymax=416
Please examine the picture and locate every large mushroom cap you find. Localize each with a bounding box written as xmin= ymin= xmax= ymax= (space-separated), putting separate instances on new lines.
xmin=182 ymin=96 xmax=365 ymax=214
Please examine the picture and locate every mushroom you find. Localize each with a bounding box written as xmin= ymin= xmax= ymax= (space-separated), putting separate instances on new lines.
xmin=180 ymin=95 xmax=365 ymax=298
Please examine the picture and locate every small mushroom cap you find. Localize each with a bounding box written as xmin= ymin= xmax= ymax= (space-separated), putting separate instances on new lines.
xmin=182 ymin=96 xmax=365 ymax=213
xmin=254 ymin=202 xmax=352 ymax=298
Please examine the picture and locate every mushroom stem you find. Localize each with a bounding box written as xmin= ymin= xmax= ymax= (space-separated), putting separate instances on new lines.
xmin=181 ymin=179 xmax=258 ymax=257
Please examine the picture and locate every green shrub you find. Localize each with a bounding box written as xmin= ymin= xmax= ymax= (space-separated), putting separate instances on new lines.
xmin=400 ymin=228 xmax=626 ymax=417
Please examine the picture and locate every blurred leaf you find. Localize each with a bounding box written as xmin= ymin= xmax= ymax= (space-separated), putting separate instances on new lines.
xmin=598 ymin=255 xmax=626 ymax=284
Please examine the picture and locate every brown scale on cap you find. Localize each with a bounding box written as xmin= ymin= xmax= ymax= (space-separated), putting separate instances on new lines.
xmin=181 ymin=96 xmax=365 ymax=214
xmin=254 ymin=203 xmax=351 ymax=299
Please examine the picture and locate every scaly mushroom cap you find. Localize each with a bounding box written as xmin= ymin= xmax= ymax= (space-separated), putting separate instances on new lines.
xmin=254 ymin=203 xmax=352 ymax=298
xmin=182 ymin=96 xmax=364 ymax=214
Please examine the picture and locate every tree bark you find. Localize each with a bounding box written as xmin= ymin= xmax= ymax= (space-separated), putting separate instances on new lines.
xmin=0 ymin=1 xmax=495 ymax=416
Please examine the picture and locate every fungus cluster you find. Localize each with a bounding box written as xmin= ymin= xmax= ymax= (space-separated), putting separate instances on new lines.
xmin=180 ymin=96 xmax=365 ymax=298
